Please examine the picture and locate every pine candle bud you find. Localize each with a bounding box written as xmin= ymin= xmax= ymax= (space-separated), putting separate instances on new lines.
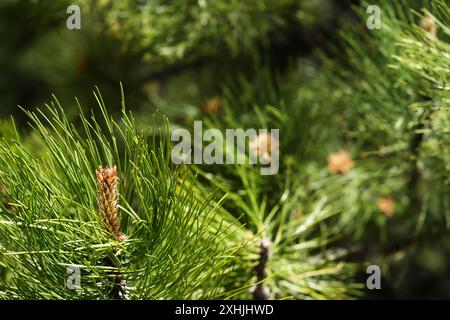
xmin=327 ymin=150 xmax=354 ymax=175
xmin=202 ymin=96 xmax=221 ymax=114
xmin=377 ymin=197 xmax=395 ymax=218
xmin=249 ymin=132 xmax=279 ymax=164
xmin=96 ymin=166 xmax=125 ymax=241
xmin=421 ymin=14 xmax=437 ymax=38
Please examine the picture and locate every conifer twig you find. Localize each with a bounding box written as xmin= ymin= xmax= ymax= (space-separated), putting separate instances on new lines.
xmin=96 ymin=166 xmax=128 ymax=299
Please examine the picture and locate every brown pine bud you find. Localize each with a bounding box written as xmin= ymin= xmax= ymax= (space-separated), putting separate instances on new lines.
xmin=202 ymin=96 xmax=221 ymax=115
xmin=377 ymin=197 xmax=395 ymax=218
xmin=249 ymin=132 xmax=279 ymax=164
xmin=421 ymin=14 xmax=437 ymax=38
xmin=327 ymin=150 xmax=354 ymax=175
xmin=96 ymin=166 xmax=125 ymax=241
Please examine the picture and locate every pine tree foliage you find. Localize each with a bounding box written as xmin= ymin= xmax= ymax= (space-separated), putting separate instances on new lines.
xmin=315 ymin=0 xmax=450 ymax=236
xmin=0 ymin=0 xmax=449 ymax=300
xmin=0 ymin=89 xmax=241 ymax=299
xmin=189 ymin=68 xmax=362 ymax=299
xmin=152 ymin=0 xmax=449 ymax=297
xmin=85 ymin=0 xmax=335 ymax=63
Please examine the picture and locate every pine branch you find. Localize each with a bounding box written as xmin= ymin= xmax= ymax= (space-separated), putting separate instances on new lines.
xmin=96 ymin=166 xmax=127 ymax=299
xmin=0 ymin=91 xmax=240 ymax=299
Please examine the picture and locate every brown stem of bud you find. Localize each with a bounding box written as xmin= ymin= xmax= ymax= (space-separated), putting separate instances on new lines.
xmin=253 ymin=238 xmax=271 ymax=300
